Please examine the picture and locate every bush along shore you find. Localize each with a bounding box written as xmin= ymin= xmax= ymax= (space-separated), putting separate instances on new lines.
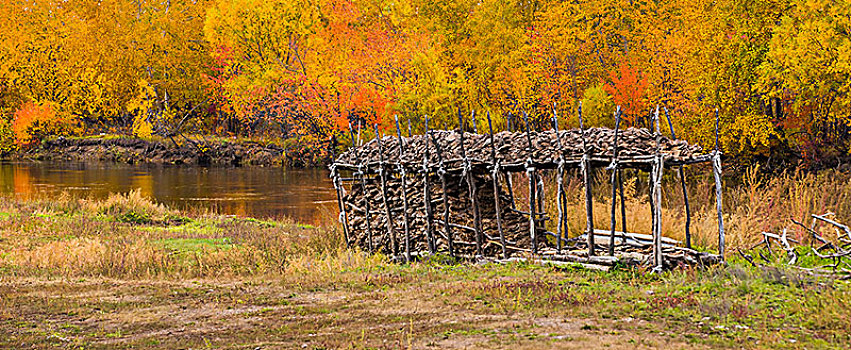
xmin=9 ymin=136 xmax=332 ymax=167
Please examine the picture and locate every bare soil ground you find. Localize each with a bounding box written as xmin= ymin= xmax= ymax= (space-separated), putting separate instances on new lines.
xmin=0 ymin=276 xmax=706 ymax=349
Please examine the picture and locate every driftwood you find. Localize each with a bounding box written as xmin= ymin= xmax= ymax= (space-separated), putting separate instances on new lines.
xmin=744 ymin=215 xmax=851 ymax=280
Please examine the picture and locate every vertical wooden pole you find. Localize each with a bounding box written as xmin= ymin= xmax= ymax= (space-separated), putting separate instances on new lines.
xmin=331 ymin=165 xmax=350 ymax=248
xmin=618 ymin=169 xmax=627 ymax=234
xmin=375 ymin=125 xmax=398 ymax=258
xmin=536 ymin=172 xmax=545 ymax=228
xmin=459 ymin=109 xmax=483 ymax=257
xmin=487 ymin=112 xmax=507 ymax=258
xmin=523 ymin=111 xmax=538 ymax=254
xmin=651 ymin=158 xmax=663 ymax=269
xmin=423 ymin=115 xmax=436 ymax=255
xmin=714 ymin=108 xmax=725 ymax=261
xmin=608 ymin=106 xmax=622 ymax=256
xmin=651 ymin=106 xmax=664 ymax=269
xmin=505 ymin=111 xmax=516 ymax=210
xmin=578 ymin=102 xmax=595 ymax=256
xmin=429 ymin=128 xmax=454 ymax=257
xmin=504 ymin=171 xmax=516 ymax=209
xmin=552 ymin=105 xmax=566 ymax=253
xmin=395 ymin=116 xmax=412 ymax=262
xmin=664 ymin=107 xmax=692 ymax=249
xmin=329 ymin=134 xmax=350 ymax=248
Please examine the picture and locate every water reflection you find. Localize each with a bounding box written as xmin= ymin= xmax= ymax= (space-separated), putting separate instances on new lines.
xmin=0 ymin=162 xmax=337 ymax=224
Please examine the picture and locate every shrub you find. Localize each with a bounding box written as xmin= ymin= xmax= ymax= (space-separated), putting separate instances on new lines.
xmin=11 ymin=102 xmax=78 ymax=146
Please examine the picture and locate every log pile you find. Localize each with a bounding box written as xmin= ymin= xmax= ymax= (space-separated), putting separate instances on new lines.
xmin=334 ymin=127 xmax=706 ymax=172
xmin=343 ymin=171 xmax=543 ymax=257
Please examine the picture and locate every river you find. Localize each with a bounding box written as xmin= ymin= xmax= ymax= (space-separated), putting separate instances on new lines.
xmin=0 ymin=161 xmax=338 ymax=224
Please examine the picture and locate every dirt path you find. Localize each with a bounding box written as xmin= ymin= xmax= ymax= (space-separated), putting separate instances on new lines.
xmin=0 ymin=277 xmax=706 ymax=349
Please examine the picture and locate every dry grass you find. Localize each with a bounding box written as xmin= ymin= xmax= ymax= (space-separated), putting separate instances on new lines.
xmin=518 ymin=166 xmax=851 ymax=251
xmin=0 ymin=191 xmax=375 ymax=279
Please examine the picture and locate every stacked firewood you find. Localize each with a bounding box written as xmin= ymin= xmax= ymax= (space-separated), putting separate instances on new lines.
xmin=335 ymin=127 xmax=704 ymax=171
xmin=343 ymin=171 xmax=542 ymax=257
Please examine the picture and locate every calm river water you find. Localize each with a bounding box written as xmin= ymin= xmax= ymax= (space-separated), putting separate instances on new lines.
xmin=0 ymin=162 xmax=338 ymax=224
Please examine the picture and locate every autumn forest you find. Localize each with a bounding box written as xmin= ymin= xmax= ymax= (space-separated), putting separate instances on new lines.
xmin=0 ymin=0 xmax=848 ymax=167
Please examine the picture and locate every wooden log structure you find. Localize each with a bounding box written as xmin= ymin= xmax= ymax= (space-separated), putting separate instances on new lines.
xmin=333 ymin=104 xmax=725 ymax=270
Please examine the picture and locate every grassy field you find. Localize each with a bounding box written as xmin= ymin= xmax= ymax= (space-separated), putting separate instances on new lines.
xmin=1 ymin=173 xmax=850 ymax=349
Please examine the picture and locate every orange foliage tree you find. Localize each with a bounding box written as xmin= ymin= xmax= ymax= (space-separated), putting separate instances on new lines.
xmin=604 ymin=63 xmax=649 ymax=127
xmin=12 ymin=102 xmax=77 ymax=146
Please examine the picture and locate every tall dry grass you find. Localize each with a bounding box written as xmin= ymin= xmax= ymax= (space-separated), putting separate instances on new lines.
xmin=518 ymin=166 xmax=851 ymax=250
xmin=0 ymin=191 xmax=383 ymax=279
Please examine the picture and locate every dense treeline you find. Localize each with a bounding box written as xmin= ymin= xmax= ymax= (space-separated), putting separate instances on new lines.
xmin=1 ymin=0 xmax=849 ymax=167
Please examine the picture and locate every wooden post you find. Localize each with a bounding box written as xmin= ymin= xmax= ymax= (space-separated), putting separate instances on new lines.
xmin=504 ymin=171 xmax=516 ymax=209
xmin=349 ymin=125 xmax=373 ymax=253
xmin=651 ymin=106 xmax=664 ymax=269
xmin=651 ymin=157 xmax=664 ymax=269
xmin=460 ymin=109 xmax=483 ymax=257
xmin=608 ymin=106 xmax=622 ymax=256
xmin=552 ymin=105 xmax=566 ymax=253
xmin=395 ymin=115 xmax=412 ymax=262
xmin=714 ymin=108 xmax=725 ymax=261
xmin=429 ymin=128 xmax=455 ymax=257
xmin=578 ymin=102 xmax=595 ymax=256
xmin=423 ymin=115 xmax=436 ymax=255
xmin=664 ymin=107 xmax=692 ymax=249
xmin=375 ymin=125 xmax=398 ymax=258
xmin=505 ymin=112 xmax=516 ymax=210
xmin=329 ymin=134 xmax=350 ymax=248
xmin=618 ymin=169 xmax=626 ymax=234
xmin=523 ymin=111 xmax=538 ymax=254
xmin=330 ymin=164 xmax=350 ymax=248
xmin=536 ymin=170 xmax=545 ymax=228
xmin=487 ymin=112 xmax=507 ymax=258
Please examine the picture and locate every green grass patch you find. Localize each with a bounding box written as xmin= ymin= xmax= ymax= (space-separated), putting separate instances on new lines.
xmin=139 ymin=219 xmax=218 ymax=236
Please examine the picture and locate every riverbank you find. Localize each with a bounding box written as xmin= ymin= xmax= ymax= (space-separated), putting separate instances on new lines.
xmin=0 ymin=193 xmax=850 ymax=349
xmin=9 ymin=135 xmax=329 ymax=167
